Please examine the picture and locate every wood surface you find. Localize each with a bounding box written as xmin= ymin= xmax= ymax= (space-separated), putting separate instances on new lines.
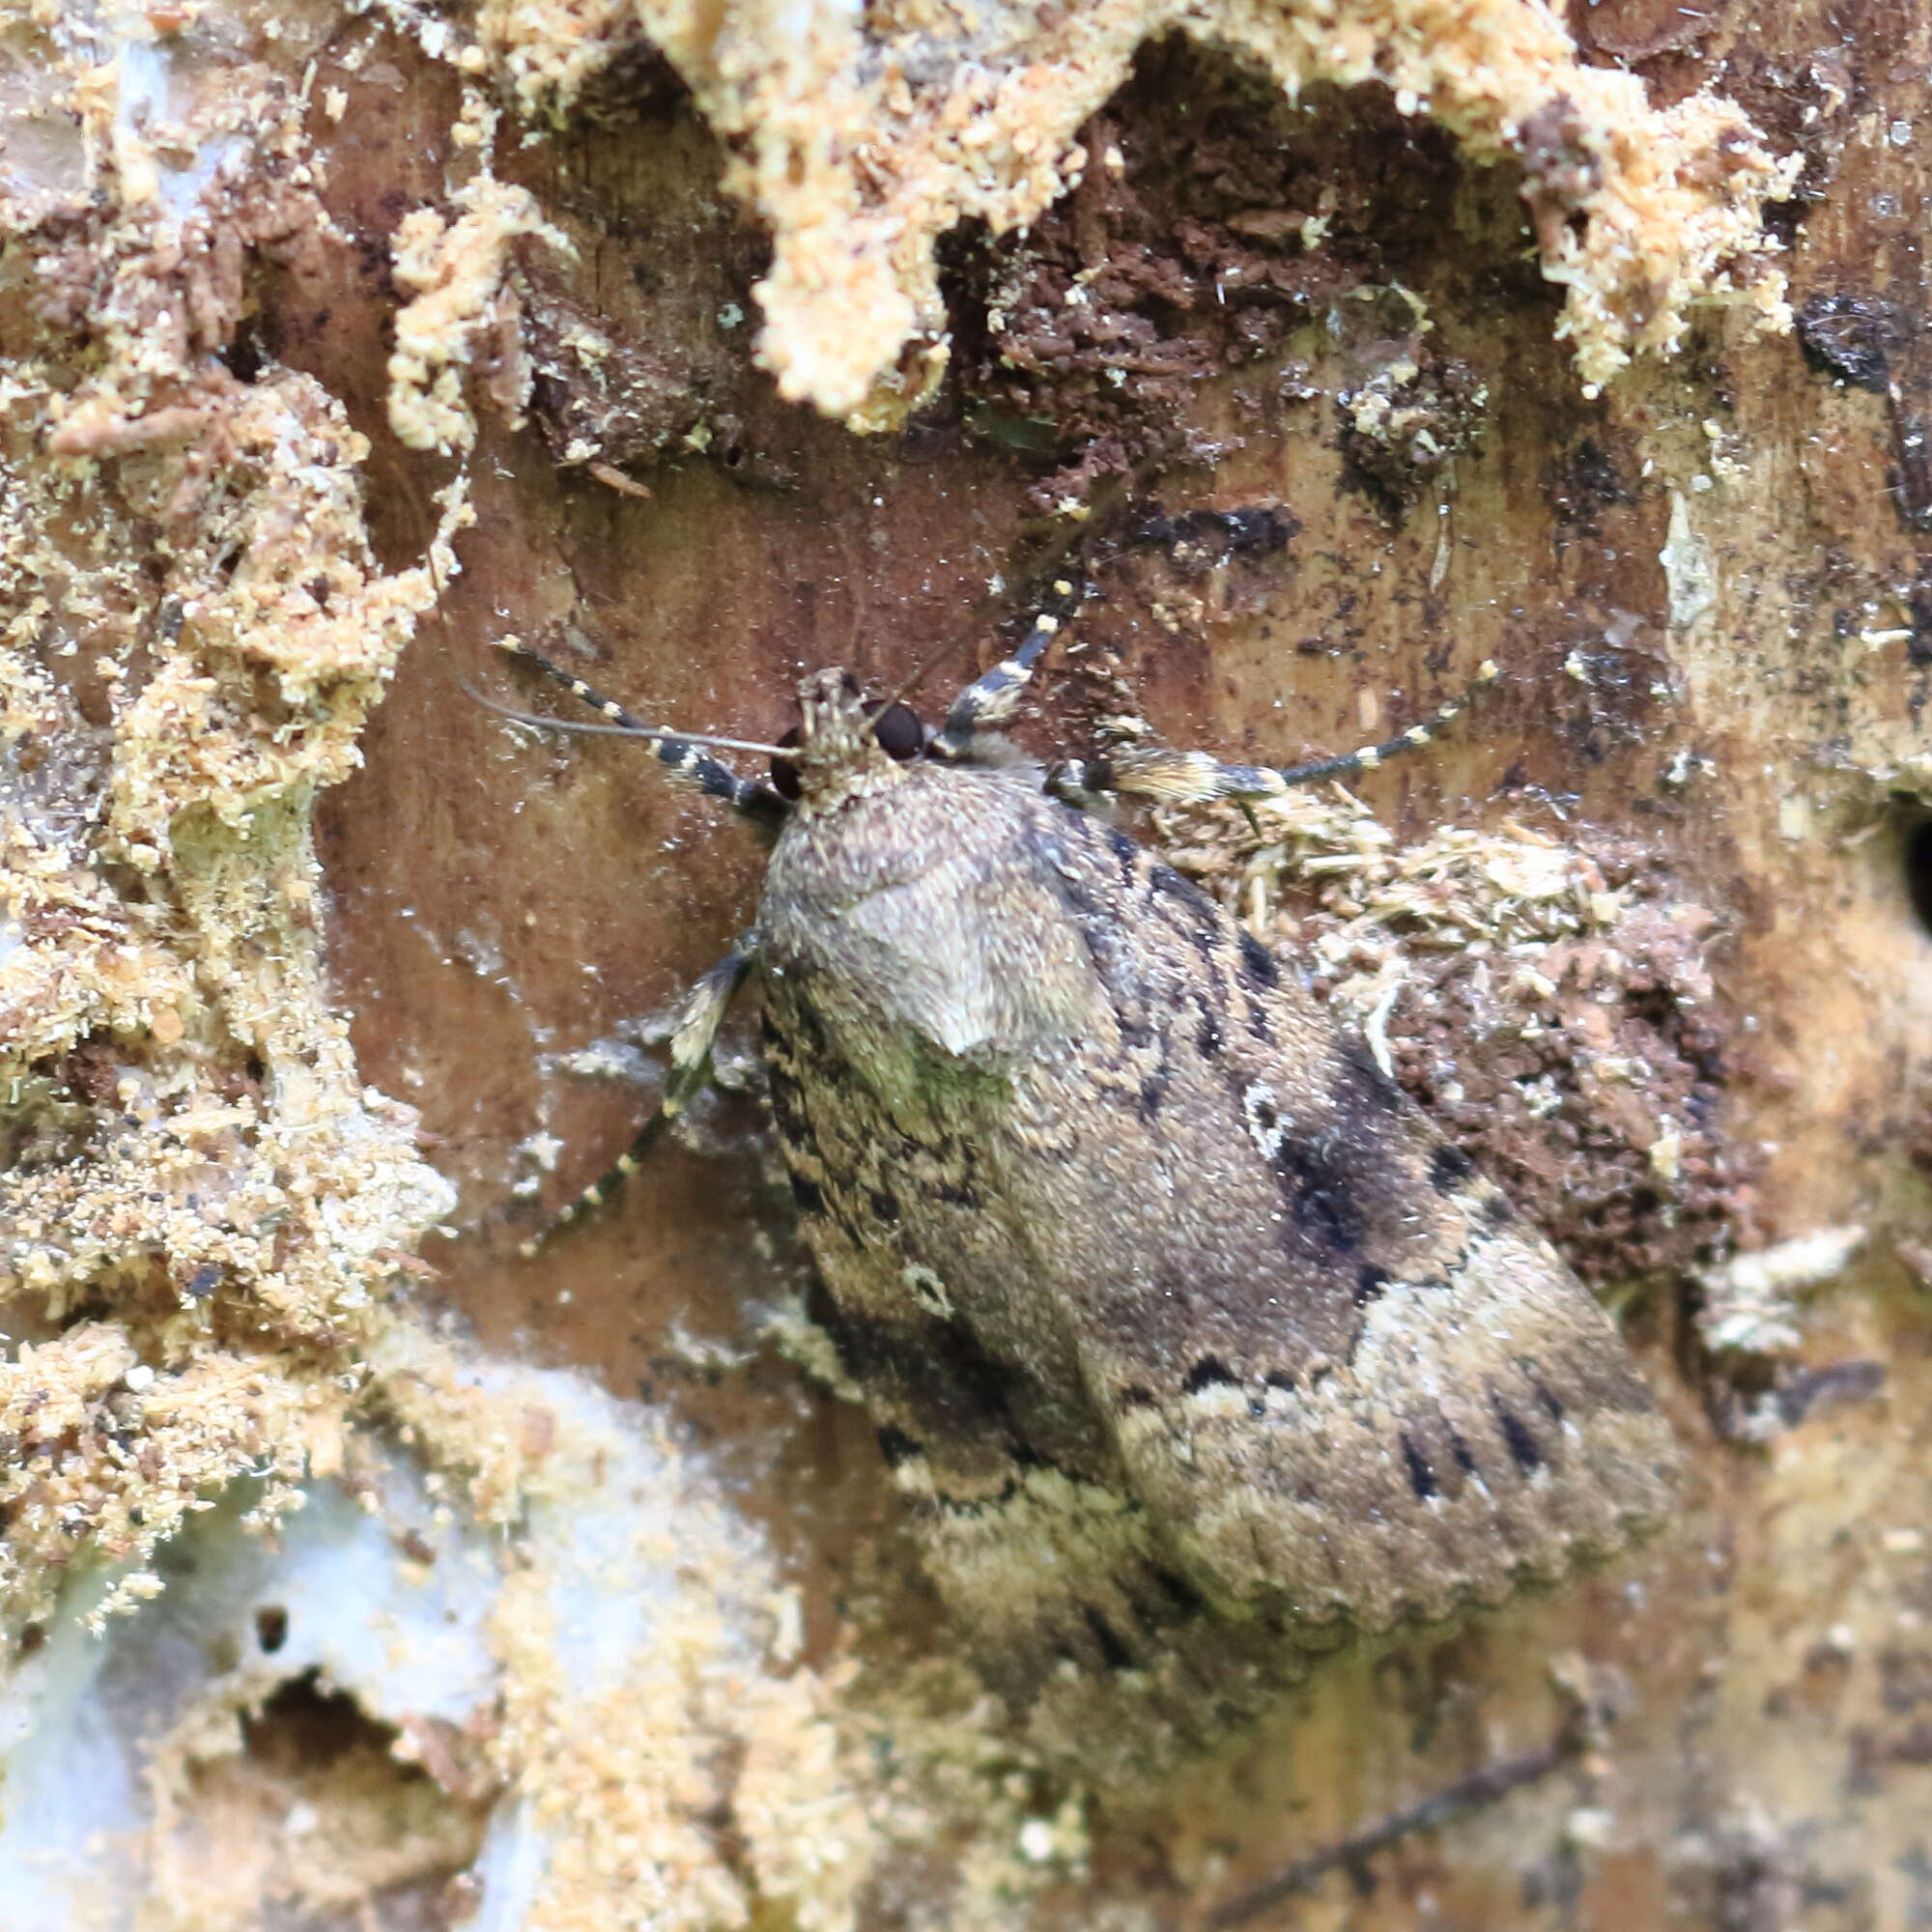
xmin=6 ymin=0 xmax=1931 ymax=1924
xmin=313 ymin=7 xmax=1932 ymax=1923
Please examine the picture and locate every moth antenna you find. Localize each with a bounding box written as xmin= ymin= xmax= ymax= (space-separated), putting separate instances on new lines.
xmin=926 ymin=574 xmax=1087 ymax=757
xmin=468 ymin=675 xmax=790 ymax=757
xmin=1050 ymin=660 xmax=1504 ymax=809
xmin=877 ymin=437 xmax=1190 ymax=724
xmin=489 ymin=637 xmax=789 ymax=821
xmin=386 ymin=451 xmax=787 ymax=820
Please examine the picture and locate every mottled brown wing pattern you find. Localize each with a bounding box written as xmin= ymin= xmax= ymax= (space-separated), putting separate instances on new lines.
xmin=756 ymin=757 xmax=1677 ymax=1745
xmin=1006 ymin=809 xmax=1679 ymax=1631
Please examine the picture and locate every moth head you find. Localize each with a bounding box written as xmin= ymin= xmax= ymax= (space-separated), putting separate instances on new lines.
xmin=771 ymin=668 xmax=923 ymax=802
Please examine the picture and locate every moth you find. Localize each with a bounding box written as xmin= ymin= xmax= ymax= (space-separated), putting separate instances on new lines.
xmin=503 ymin=592 xmax=1680 ymax=1758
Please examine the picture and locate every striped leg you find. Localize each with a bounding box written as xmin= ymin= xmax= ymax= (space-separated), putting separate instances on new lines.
xmin=930 ymin=579 xmax=1085 ymax=760
xmin=1048 ymin=660 xmax=1500 ymax=808
xmin=519 ymin=938 xmax=758 ymax=1257
xmin=496 ymin=639 xmax=788 ymax=827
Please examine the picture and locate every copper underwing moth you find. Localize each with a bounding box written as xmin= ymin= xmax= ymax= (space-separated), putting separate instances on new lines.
xmin=504 ymin=591 xmax=1680 ymax=1763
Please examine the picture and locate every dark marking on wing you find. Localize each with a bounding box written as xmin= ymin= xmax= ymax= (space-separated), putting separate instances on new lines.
xmin=1430 ymin=1143 xmax=1476 ymax=1193
xmin=1183 ymin=1356 xmax=1239 ymax=1394
xmin=1334 ymin=1037 xmax=1405 ymax=1115
xmin=1040 ymin=840 xmax=1105 ymax=923
xmin=1401 ymin=1432 xmax=1437 ymax=1499
xmin=1134 ymin=1019 xmax=1179 ymax=1119
xmin=1355 ymin=1263 xmax=1391 ymax=1305
xmin=1102 ymin=824 xmax=1143 ymax=878
xmin=764 ymin=1058 xmax=811 ymax=1145
xmin=876 ymin=1424 xmax=922 ymax=1467
xmin=1126 ymin=1562 xmax=1211 ymax=1635
xmin=925 ymin=1317 xmax=1022 ymax=1414
xmin=1083 ymin=1604 xmax=1137 ymax=1671
xmin=1447 ymin=1423 xmax=1481 ymax=1477
xmin=913 ymin=1470 xmax=1027 ymax=1520
xmin=1236 ymin=928 xmax=1280 ymax=989
xmin=767 ymin=969 xmax=832 ymax=1057
xmin=1143 ymin=863 xmax=1224 ymax=975
xmin=1147 ymin=861 xmax=1218 ymax=919
xmin=1148 ymin=1565 xmax=1208 ymax=1620
xmin=1493 ymin=1397 xmax=1545 ymax=1472
xmin=788 ymin=1170 xmax=826 ymax=1213
xmin=1479 ymin=1192 xmax=1515 ymax=1232
xmin=807 ymin=1279 xmax=1022 ymax=1441
xmin=1275 ymin=1138 xmax=1366 ymax=1254
xmin=869 ymin=1188 xmax=901 ymax=1225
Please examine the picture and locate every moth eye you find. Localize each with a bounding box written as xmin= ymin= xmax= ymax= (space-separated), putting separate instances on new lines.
xmin=770 ymin=723 xmax=803 ymax=801
xmin=870 ymin=700 xmax=923 ymax=761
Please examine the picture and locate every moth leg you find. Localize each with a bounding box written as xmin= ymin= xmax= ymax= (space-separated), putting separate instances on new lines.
xmin=496 ymin=639 xmax=789 ymax=828
xmin=518 ymin=936 xmax=758 ymax=1257
xmin=929 ymin=579 xmax=1085 ymax=760
xmin=1048 ymin=659 xmax=1501 ymax=807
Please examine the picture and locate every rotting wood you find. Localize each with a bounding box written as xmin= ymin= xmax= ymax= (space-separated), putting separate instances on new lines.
xmin=3 ymin=2 xmax=1931 ymax=1926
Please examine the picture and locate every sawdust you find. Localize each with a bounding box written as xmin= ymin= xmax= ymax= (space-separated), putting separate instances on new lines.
xmin=365 ymin=1337 xmax=885 ymax=1932
xmin=471 ymin=0 xmax=1797 ymax=426
xmin=0 ymin=5 xmax=1793 ymax=1923
xmin=144 ymin=1673 xmax=496 ymax=1932
xmin=1696 ymin=1227 xmax=1868 ymax=1358
xmin=376 ymin=1347 xmax=1112 ymax=1932
xmin=1338 ymin=349 xmax=1489 ymax=512
xmin=389 ymin=171 xmax=571 ymax=454
xmin=949 ymin=64 xmax=1492 ymax=511
xmin=0 ymin=39 xmax=453 ymax=1636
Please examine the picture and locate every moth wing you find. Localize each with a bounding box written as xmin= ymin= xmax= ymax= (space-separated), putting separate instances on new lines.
xmin=760 ymin=768 xmax=1675 ymax=1729
xmin=996 ymin=810 xmax=1679 ymax=1634
xmin=1097 ymin=1219 xmax=1681 ymax=1634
